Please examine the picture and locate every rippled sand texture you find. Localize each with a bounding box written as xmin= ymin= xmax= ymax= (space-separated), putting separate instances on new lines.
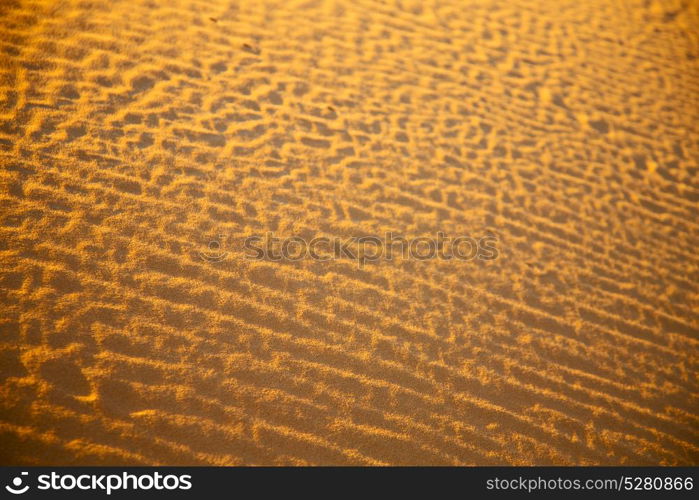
xmin=1 ymin=0 xmax=698 ymax=465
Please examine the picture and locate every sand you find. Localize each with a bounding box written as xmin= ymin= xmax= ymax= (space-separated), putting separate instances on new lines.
xmin=0 ymin=0 xmax=697 ymax=465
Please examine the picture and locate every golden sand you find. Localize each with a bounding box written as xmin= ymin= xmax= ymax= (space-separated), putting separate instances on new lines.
xmin=0 ymin=0 xmax=698 ymax=465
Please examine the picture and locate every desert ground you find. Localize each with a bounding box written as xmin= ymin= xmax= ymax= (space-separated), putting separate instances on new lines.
xmin=0 ymin=0 xmax=698 ymax=465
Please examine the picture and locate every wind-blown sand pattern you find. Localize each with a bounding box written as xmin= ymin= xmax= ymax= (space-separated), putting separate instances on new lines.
xmin=1 ymin=0 xmax=698 ymax=465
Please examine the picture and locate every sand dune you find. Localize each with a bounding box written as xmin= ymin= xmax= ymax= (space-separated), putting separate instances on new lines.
xmin=0 ymin=0 xmax=698 ymax=465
